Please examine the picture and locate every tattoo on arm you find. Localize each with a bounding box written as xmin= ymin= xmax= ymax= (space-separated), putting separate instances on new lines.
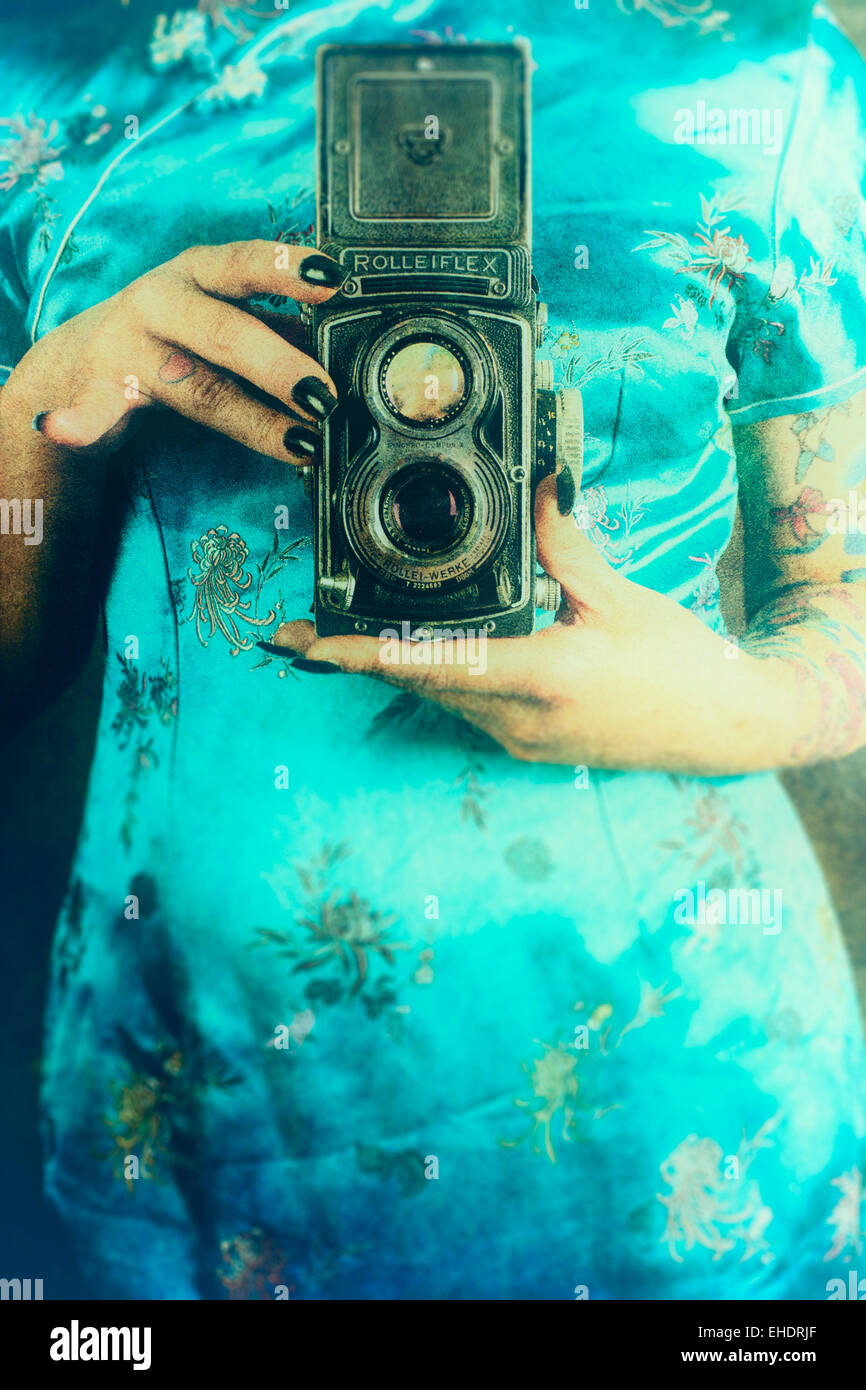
xmin=742 ymin=583 xmax=866 ymax=761
xmin=735 ymin=392 xmax=866 ymax=762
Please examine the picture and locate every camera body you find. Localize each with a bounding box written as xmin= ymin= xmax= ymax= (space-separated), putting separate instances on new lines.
xmin=304 ymin=42 xmax=573 ymax=638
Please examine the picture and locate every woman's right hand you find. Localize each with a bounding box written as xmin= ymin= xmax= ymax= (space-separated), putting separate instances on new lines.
xmin=0 ymin=240 xmax=345 ymax=718
xmin=2 ymin=239 xmax=345 ymax=461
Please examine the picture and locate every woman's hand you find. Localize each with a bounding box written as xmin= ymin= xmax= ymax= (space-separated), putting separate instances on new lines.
xmin=3 ymin=239 xmax=344 ymax=460
xmin=270 ymin=473 xmax=800 ymax=774
xmin=0 ymin=240 xmax=344 ymax=718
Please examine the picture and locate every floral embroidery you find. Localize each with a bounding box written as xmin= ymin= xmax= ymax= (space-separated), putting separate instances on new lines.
xmin=689 ymin=551 xmax=719 ymax=619
xmin=0 ymin=112 xmax=64 ymax=192
xmin=256 ymin=842 xmax=419 ymax=1025
xmin=573 ymin=484 xmax=648 ymax=567
xmin=104 ymin=1034 xmax=241 ymax=1190
xmin=0 ymin=112 xmax=67 ymax=253
xmin=824 ymin=1167 xmax=864 ymax=1261
xmin=187 ymin=525 xmax=275 ymax=655
xmin=267 ymin=189 xmax=316 ymax=250
xmin=574 ymin=486 xmax=621 ymax=550
xmin=616 ymin=0 xmax=732 ymax=40
xmin=550 ymin=328 xmax=658 ymax=389
xmin=110 ymin=654 xmax=177 ymax=849
xmin=663 ymin=294 xmax=699 ymax=339
xmin=355 ymin=1143 xmax=429 ymax=1197
xmin=659 ymin=785 xmax=751 ymax=882
xmin=503 ymin=982 xmax=683 ymax=1162
xmin=635 ymin=191 xmax=750 ymax=307
xmin=368 ymin=691 xmax=494 ymax=828
xmin=657 ymin=1120 xmax=777 ymax=1264
xmin=502 ymin=1039 xmax=583 ymax=1163
xmin=217 ymin=1229 xmax=290 ymax=1299
xmin=751 ymin=316 xmax=786 ymax=363
xmin=149 ymin=11 xmax=211 ymax=70
xmin=149 ymin=4 xmax=282 ymax=105
xmin=617 ymin=979 xmax=683 ymax=1044
xmin=503 ymin=837 xmax=553 ymax=883
xmin=0 ymin=99 xmax=116 ymax=256
xmin=105 ymin=1071 xmax=173 ymax=1189
xmin=199 ymin=54 xmax=268 ymax=107
xmin=200 ymin=0 xmax=279 ymax=43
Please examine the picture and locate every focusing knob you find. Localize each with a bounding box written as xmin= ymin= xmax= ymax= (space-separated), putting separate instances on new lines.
xmin=534 ymin=574 xmax=562 ymax=611
xmin=535 ymin=384 xmax=584 ymax=484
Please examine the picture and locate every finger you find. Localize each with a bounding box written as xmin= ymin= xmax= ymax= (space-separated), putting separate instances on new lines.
xmin=180 ymin=240 xmax=346 ymax=304
xmin=148 ymin=350 xmax=321 ymax=465
xmin=246 ymin=309 xmax=307 ymax=353
xmin=150 ymin=291 xmax=338 ymax=424
xmin=534 ymin=473 xmax=621 ymax=615
xmin=258 ymin=620 xmax=317 ymax=657
xmin=33 ymin=377 xmax=141 ymax=449
xmin=281 ymin=628 xmax=543 ymax=696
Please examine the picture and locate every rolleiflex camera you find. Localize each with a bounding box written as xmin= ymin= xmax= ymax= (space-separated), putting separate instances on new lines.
xmin=301 ymin=42 xmax=582 ymax=638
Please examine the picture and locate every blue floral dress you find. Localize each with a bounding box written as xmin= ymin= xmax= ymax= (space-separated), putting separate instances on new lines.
xmin=2 ymin=0 xmax=866 ymax=1299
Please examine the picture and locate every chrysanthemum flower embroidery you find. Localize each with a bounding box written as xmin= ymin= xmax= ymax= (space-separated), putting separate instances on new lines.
xmin=635 ymin=191 xmax=750 ymax=306
xmin=187 ymin=525 xmax=275 ymax=654
xmin=0 ymin=112 xmax=64 ymax=192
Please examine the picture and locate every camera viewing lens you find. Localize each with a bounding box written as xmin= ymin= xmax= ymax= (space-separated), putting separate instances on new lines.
xmin=381 ymin=340 xmax=468 ymax=424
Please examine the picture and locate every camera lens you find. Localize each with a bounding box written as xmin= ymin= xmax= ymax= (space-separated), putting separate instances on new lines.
xmin=381 ymin=339 xmax=468 ymax=425
xmin=381 ymin=463 xmax=473 ymax=555
xmin=392 ymin=473 xmax=460 ymax=547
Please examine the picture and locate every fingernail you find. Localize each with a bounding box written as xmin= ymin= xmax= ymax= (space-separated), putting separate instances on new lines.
xmin=292 ymin=376 xmax=338 ymax=421
xmin=32 ymin=412 xmax=49 ymax=433
xmin=284 ymin=424 xmax=320 ymax=460
xmin=556 ymin=465 xmax=577 ymax=517
xmin=291 ymin=658 xmax=343 ymax=674
xmin=256 ymin=640 xmax=302 ymax=658
xmin=298 ymin=254 xmax=346 ymax=288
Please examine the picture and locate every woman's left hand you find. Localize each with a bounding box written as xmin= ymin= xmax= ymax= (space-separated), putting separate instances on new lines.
xmin=269 ymin=473 xmax=796 ymax=773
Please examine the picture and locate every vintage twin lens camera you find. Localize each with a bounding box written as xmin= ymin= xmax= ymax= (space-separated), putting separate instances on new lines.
xmin=303 ymin=42 xmax=582 ymax=638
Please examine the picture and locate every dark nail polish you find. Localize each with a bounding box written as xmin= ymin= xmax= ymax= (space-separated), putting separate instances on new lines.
xmin=291 ymin=658 xmax=343 ymax=675
xmin=556 ymin=465 xmax=577 ymax=517
xmin=256 ymin=640 xmax=302 ymax=658
xmin=284 ymin=424 xmax=320 ymax=460
xmin=298 ymin=254 xmax=346 ymax=288
xmin=32 ymin=412 xmax=48 ymax=433
xmin=292 ymin=375 xmax=338 ymax=420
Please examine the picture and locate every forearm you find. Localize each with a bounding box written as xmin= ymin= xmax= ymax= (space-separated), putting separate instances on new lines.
xmin=572 ymin=591 xmax=830 ymax=778
xmin=0 ymin=371 xmax=115 ymax=716
xmin=738 ymin=582 xmax=866 ymax=766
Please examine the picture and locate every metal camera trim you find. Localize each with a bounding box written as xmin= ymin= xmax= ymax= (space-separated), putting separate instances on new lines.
xmin=340 ymin=447 xmax=511 ymax=591
xmin=359 ymin=313 xmax=492 ymax=440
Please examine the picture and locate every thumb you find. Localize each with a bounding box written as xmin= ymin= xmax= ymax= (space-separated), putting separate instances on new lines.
xmin=534 ymin=471 xmax=622 ymax=615
xmin=33 ymin=378 xmax=140 ymax=450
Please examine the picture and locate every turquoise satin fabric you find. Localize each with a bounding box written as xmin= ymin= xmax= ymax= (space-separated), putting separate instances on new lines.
xmin=2 ymin=0 xmax=866 ymax=1298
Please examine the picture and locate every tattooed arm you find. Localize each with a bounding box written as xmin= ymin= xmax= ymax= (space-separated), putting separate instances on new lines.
xmin=272 ymin=388 xmax=866 ymax=776
xmin=733 ymin=385 xmax=866 ymax=764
